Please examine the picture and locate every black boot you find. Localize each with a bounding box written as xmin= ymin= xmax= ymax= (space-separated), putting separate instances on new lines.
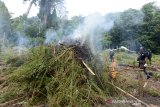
xmin=147 ymin=75 xmax=150 ymax=79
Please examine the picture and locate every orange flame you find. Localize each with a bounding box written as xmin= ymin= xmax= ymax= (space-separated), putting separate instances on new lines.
xmin=110 ymin=58 xmax=117 ymax=79
xmin=111 ymin=58 xmax=116 ymax=71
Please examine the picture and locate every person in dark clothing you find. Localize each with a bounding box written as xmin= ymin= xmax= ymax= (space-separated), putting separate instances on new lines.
xmin=147 ymin=49 xmax=152 ymax=65
xmin=137 ymin=47 xmax=150 ymax=79
xmin=109 ymin=49 xmax=115 ymax=62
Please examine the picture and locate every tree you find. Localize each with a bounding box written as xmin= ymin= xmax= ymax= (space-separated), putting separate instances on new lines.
xmin=11 ymin=16 xmax=25 ymax=32
xmin=105 ymin=2 xmax=160 ymax=53
xmin=141 ymin=2 xmax=156 ymax=22
xmin=109 ymin=9 xmax=143 ymax=49
xmin=58 ymin=16 xmax=84 ymax=36
xmin=24 ymin=0 xmax=36 ymax=17
xmin=101 ymin=32 xmax=112 ymax=49
xmin=149 ymin=8 xmax=160 ymax=53
xmin=0 ymin=1 xmax=11 ymax=34
xmin=139 ymin=2 xmax=160 ymax=53
xmin=0 ymin=1 xmax=11 ymax=49
xmin=24 ymin=17 xmax=43 ymax=38
xmin=24 ymin=0 xmax=65 ymax=29
xmin=110 ymin=23 xmax=122 ymax=48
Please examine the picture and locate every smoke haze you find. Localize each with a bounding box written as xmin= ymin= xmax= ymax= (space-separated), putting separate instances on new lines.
xmin=44 ymin=29 xmax=60 ymax=44
xmin=60 ymin=13 xmax=118 ymax=55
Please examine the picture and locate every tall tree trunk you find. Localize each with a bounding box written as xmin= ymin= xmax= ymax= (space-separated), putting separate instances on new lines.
xmin=25 ymin=0 xmax=36 ymax=17
xmin=39 ymin=0 xmax=52 ymax=29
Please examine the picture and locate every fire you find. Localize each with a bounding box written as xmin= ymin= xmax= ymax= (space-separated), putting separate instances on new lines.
xmin=111 ymin=58 xmax=116 ymax=71
xmin=110 ymin=58 xmax=117 ymax=79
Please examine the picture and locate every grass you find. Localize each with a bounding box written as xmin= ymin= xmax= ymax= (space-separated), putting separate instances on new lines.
xmin=144 ymin=87 xmax=160 ymax=97
xmin=115 ymin=52 xmax=137 ymax=65
xmin=153 ymin=72 xmax=160 ymax=81
xmin=152 ymin=54 xmax=160 ymax=65
xmin=102 ymin=50 xmax=137 ymax=66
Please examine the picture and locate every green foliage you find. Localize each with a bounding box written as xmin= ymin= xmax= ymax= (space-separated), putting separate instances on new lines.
xmin=0 ymin=0 xmax=12 ymax=49
xmin=110 ymin=24 xmax=122 ymax=48
xmin=141 ymin=2 xmax=156 ymax=22
xmin=58 ymin=16 xmax=84 ymax=36
xmin=138 ymin=2 xmax=159 ymax=52
xmin=6 ymin=55 xmax=26 ymax=67
xmin=144 ymin=88 xmax=160 ymax=97
xmin=11 ymin=16 xmax=44 ymax=37
xmin=24 ymin=17 xmax=42 ymax=37
xmin=103 ymin=2 xmax=160 ymax=53
xmin=29 ymin=37 xmax=44 ymax=46
xmin=108 ymin=9 xmax=143 ymax=49
xmin=11 ymin=16 xmax=25 ymax=32
xmin=0 ymin=0 xmax=11 ymax=33
xmin=10 ymin=16 xmax=45 ymax=46
xmin=101 ymin=32 xmax=112 ymax=49
xmin=153 ymin=72 xmax=160 ymax=81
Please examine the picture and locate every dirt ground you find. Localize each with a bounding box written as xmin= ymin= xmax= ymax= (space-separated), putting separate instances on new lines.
xmin=118 ymin=64 xmax=160 ymax=107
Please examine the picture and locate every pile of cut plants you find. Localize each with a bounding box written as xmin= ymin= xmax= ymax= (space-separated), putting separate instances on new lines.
xmin=0 ymin=44 xmax=128 ymax=107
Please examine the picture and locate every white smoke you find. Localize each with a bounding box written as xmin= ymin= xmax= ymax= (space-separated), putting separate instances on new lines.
xmin=44 ymin=29 xmax=60 ymax=44
xmin=37 ymin=12 xmax=117 ymax=56
xmin=17 ymin=32 xmax=29 ymax=47
xmin=0 ymin=32 xmax=8 ymax=53
xmin=0 ymin=9 xmax=10 ymax=53
xmin=13 ymin=32 xmax=29 ymax=55
xmin=65 ymin=13 xmax=116 ymax=55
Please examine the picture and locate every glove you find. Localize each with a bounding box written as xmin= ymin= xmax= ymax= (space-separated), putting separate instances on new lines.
xmin=144 ymin=63 xmax=147 ymax=67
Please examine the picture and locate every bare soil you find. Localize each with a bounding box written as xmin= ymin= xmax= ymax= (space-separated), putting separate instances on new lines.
xmin=118 ymin=64 xmax=160 ymax=107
